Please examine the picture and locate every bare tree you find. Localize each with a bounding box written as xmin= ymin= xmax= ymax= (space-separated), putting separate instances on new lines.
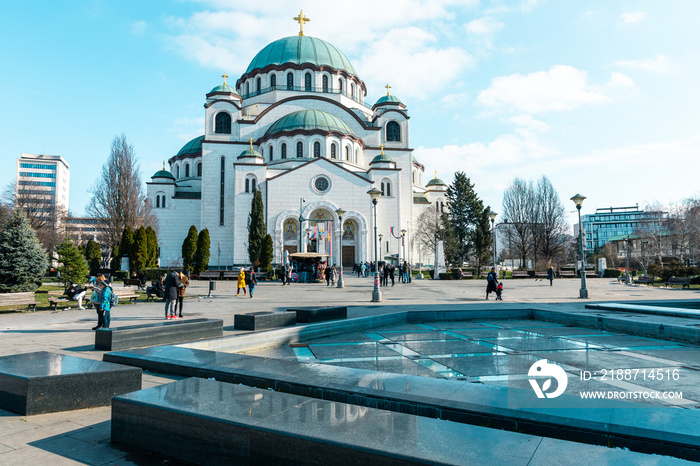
xmin=634 ymin=205 xmax=667 ymax=266
xmin=501 ymin=178 xmax=533 ymax=268
xmin=87 ymin=134 xmax=153 ymax=249
xmin=533 ymin=176 xmax=568 ymax=265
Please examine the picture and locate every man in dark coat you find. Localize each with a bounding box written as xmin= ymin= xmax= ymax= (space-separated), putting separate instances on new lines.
xmin=164 ymin=270 xmax=181 ymax=319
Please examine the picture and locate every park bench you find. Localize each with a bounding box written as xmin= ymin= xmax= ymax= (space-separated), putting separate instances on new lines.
xmin=123 ymin=278 xmax=146 ymax=290
xmin=559 ymin=270 xmax=575 ymax=278
xmin=0 ymin=291 xmax=38 ymax=312
xmin=585 ymin=270 xmax=598 ymax=278
xmin=222 ymin=271 xmax=238 ymax=279
xmin=534 ymin=271 xmax=548 ymax=279
xmin=95 ymin=318 xmax=223 ymax=350
xmin=111 ymin=286 xmax=139 ymax=303
xmin=635 ymin=276 xmax=656 ymax=286
xmin=146 ymin=281 xmax=163 ymax=302
xmin=199 ymin=271 xmax=221 ymax=280
xmin=48 ymin=290 xmax=74 ymax=310
xmin=511 ymin=270 xmax=529 ymax=278
xmin=664 ymin=277 xmax=691 ymax=289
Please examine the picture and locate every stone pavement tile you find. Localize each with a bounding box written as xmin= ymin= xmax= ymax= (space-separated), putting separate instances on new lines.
xmin=527 ymin=437 xmax=693 ymax=465
xmin=66 ymin=443 xmax=128 ymax=465
xmin=0 ymin=417 xmax=42 ymax=436
xmin=31 ymin=435 xmax=93 ymax=457
xmin=63 ymin=407 xmax=112 ymax=427
xmin=0 ymin=444 xmax=83 ymax=465
xmin=0 ymin=442 xmax=12 ymax=454
xmin=66 ymin=421 xmax=111 ymax=445
xmin=324 ymin=358 xmax=437 ymax=377
xmin=0 ymin=420 xmax=85 ymax=449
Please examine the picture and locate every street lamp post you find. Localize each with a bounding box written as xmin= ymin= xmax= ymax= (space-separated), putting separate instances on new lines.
xmin=401 ymin=228 xmax=407 ymax=269
xmin=625 ymin=236 xmax=631 ymax=284
xmin=368 ymin=187 xmax=383 ymax=302
xmin=571 ymin=194 xmax=588 ymax=299
xmin=378 ymin=234 xmax=383 ymax=263
xmin=489 ymin=211 xmax=498 ymax=270
xmin=642 ymin=240 xmax=649 ymax=277
xmin=335 ymin=208 xmax=346 ymax=288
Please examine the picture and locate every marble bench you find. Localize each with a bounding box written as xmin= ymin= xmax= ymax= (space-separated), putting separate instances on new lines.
xmin=286 ymin=306 xmax=347 ymax=323
xmin=0 ymin=351 xmax=141 ymax=415
xmin=95 ymin=318 xmax=223 ymax=351
xmin=233 ymin=311 xmax=296 ymax=331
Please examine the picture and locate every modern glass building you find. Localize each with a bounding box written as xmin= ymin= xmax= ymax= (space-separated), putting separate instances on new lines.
xmin=575 ymin=205 xmax=667 ymax=251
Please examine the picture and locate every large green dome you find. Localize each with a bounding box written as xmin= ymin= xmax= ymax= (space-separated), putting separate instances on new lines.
xmin=246 ymin=36 xmax=356 ymax=76
xmin=177 ymin=135 xmax=204 ymax=157
xmin=266 ymin=110 xmax=355 ymax=137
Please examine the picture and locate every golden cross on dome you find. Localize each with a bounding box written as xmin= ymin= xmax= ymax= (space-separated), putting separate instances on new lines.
xmin=221 ymin=73 xmax=228 ymax=85
xmin=380 ymin=144 xmax=384 ymax=154
xmin=385 ymin=84 xmax=391 ymax=96
xmin=249 ymin=138 xmax=254 ymax=149
xmin=434 ymin=169 xmax=438 ymax=179
xmin=293 ymin=10 xmax=310 ymax=36
xmin=162 ymin=161 xmax=166 ymax=170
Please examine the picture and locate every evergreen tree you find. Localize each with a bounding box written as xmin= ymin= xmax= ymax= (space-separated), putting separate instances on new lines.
xmin=472 ymin=205 xmax=493 ymax=275
xmin=247 ymin=188 xmax=266 ymax=267
xmin=445 ymin=172 xmax=481 ymax=265
xmin=181 ymin=225 xmax=198 ymax=273
xmin=0 ymin=211 xmax=48 ymax=292
xmin=193 ymin=228 xmax=211 ymax=275
xmin=56 ymin=238 xmax=89 ymax=287
xmin=259 ymin=234 xmax=274 ymax=276
xmin=119 ymin=227 xmax=134 ymax=271
xmin=84 ymin=239 xmax=102 ymax=274
xmin=132 ymin=226 xmax=149 ymax=272
xmin=146 ymin=226 xmax=158 ymax=268
xmin=110 ymin=244 xmax=120 ymax=271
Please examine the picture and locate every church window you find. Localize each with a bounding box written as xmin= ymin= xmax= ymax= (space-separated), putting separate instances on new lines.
xmin=215 ymin=112 xmax=231 ymax=134
xmin=314 ymin=141 xmax=321 ymax=158
xmin=185 ymin=164 xmax=190 ymax=178
xmin=256 ymin=77 xmax=261 ymax=93
xmin=246 ymin=82 xmax=249 ymax=96
xmin=161 ymin=195 xmax=166 ymax=208
xmin=252 ymin=178 xmax=256 ymax=191
xmin=270 ymin=74 xmax=276 ymax=89
xmin=386 ymin=121 xmax=401 ymax=142
xmin=354 ymin=148 xmax=358 ymax=163
xmin=245 ymin=179 xmax=249 ymax=193
xmin=220 ymin=157 xmax=225 ymax=225
xmin=351 ymin=83 xmax=355 ymax=98
xmin=380 ymin=182 xmax=385 ymax=196
xmin=245 ymin=175 xmax=257 ymax=193
xmin=176 ymin=165 xmax=180 ymax=179
xmin=281 ymin=143 xmax=287 ymax=159
xmin=269 ymin=145 xmax=273 ymax=161
xmin=322 ymin=75 xmax=328 ymax=92
xmin=156 ymin=196 xmax=160 ymax=208
xmin=386 ymin=182 xmax=391 ymax=197
xmin=412 ymin=171 xmax=415 ymax=184
xmin=314 ymin=176 xmax=330 ymax=192
xmin=331 ymin=143 xmax=337 ymax=159
xmin=338 ymin=78 xmax=343 ymax=93
xmin=305 ymin=72 xmax=312 ymax=91
xmin=296 ymin=141 xmax=303 ymax=158
xmin=197 ymin=163 xmax=202 ymax=177
xmin=345 ymin=146 xmax=350 ymax=161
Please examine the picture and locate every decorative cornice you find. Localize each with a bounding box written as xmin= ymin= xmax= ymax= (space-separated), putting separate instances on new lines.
xmin=237 ymin=64 xmax=367 ymax=96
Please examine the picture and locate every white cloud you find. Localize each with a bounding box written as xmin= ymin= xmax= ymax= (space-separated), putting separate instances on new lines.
xmin=131 ymin=21 xmax=148 ymax=36
xmin=507 ymin=115 xmax=550 ymax=132
xmin=621 ymin=11 xmax=646 ymax=24
xmin=466 ymin=17 xmax=504 ymax=36
xmin=477 ymin=65 xmax=635 ymax=113
xmin=613 ymin=55 xmax=670 ymax=72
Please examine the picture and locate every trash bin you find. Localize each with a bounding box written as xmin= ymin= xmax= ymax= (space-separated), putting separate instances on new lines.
xmin=209 ymin=280 xmax=216 ymax=291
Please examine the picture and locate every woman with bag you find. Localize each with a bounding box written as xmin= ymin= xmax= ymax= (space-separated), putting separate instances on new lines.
xmin=246 ymin=268 xmax=257 ymax=298
xmin=91 ymin=274 xmax=105 ymax=330
xmin=236 ymin=268 xmax=247 ymax=296
xmin=177 ymin=272 xmax=189 ymax=317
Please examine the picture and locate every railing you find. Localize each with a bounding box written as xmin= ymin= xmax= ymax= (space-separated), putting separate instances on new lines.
xmin=241 ymin=85 xmax=372 ymax=110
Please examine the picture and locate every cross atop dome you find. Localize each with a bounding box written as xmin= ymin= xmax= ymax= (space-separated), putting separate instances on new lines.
xmin=249 ymin=137 xmax=254 ymax=149
xmin=293 ymin=10 xmax=311 ymax=36
xmin=435 ymin=170 xmax=438 ymax=179
xmin=385 ymin=84 xmax=391 ymax=96
xmin=221 ymin=73 xmax=228 ymax=85
xmin=380 ymin=144 xmax=384 ymax=154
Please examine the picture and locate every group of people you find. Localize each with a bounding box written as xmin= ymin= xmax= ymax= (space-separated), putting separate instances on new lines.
xmin=65 ymin=276 xmax=114 ymax=329
xmin=163 ymin=270 xmax=190 ymax=319
xmin=236 ymin=267 xmax=257 ymax=297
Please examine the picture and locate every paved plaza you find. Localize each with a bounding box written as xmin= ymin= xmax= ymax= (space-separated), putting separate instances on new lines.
xmin=1 ymin=275 xmax=699 ymax=464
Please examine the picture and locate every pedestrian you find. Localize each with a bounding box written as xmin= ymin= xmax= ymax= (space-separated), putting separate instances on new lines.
xmin=91 ymin=274 xmax=105 ymax=330
xmin=286 ymin=263 xmax=293 ymax=284
xmin=98 ymin=279 xmax=114 ymax=329
xmin=281 ymin=264 xmax=287 ymax=286
xmin=177 ymin=271 xmax=189 ymax=317
xmin=496 ymin=282 xmax=504 ymax=300
xmin=66 ymin=281 xmax=87 ymax=310
xmin=164 ymin=269 xmax=181 ymax=319
xmin=379 ymin=264 xmax=385 ymax=287
xmin=486 ymin=268 xmax=499 ymax=300
xmin=547 ymin=266 xmax=555 ymax=286
xmin=389 ymin=265 xmax=395 ymax=287
xmin=236 ymin=268 xmax=247 ymax=296
xmin=331 ymin=265 xmax=337 ymax=286
xmin=325 ymin=264 xmax=332 ymax=286
xmin=246 ymin=267 xmax=257 ymax=297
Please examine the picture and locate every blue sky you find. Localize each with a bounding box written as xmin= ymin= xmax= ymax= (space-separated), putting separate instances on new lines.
xmin=1 ymin=0 xmax=698 ymax=227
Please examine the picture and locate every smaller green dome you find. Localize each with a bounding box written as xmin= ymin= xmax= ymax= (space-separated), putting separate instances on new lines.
xmin=426 ymin=177 xmax=446 ymax=187
xmin=209 ymin=84 xmax=239 ymax=95
xmin=374 ymin=94 xmax=403 ymax=106
xmin=238 ymin=148 xmax=262 ymax=159
xmin=177 ymin=136 xmax=204 ymax=157
xmin=370 ymin=153 xmax=395 ymax=165
xmin=266 ymin=110 xmax=355 ymax=137
xmin=152 ymin=169 xmax=175 ymax=180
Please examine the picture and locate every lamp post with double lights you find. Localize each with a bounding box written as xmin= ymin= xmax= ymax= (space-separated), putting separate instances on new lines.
xmin=401 ymin=227 xmax=407 ymax=265
xmin=368 ymin=187 xmax=383 ymax=302
xmin=571 ymin=194 xmax=588 ymax=299
xmin=489 ymin=211 xmax=498 ymax=270
xmin=335 ymin=208 xmax=346 ymax=288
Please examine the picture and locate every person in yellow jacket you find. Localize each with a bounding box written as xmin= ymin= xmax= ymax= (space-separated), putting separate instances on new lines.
xmin=236 ymin=268 xmax=247 ymax=296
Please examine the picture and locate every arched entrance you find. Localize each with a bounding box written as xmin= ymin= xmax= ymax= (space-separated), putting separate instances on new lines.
xmin=341 ymin=219 xmax=357 ymax=267
xmin=282 ymin=218 xmax=298 ymax=256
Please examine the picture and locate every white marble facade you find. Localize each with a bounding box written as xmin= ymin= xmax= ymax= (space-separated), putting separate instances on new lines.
xmin=147 ymin=26 xmax=447 ymax=269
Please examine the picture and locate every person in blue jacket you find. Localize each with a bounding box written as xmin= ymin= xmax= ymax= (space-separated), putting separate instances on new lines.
xmin=99 ymin=280 xmax=114 ymax=329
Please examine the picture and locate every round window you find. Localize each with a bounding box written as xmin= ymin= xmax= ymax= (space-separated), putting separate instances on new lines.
xmin=314 ymin=176 xmax=330 ymax=192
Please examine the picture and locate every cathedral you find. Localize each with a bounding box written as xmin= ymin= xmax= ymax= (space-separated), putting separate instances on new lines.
xmin=147 ymin=11 xmax=447 ymax=269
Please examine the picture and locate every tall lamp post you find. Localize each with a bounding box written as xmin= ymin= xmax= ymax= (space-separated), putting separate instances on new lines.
xmin=401 ymin=228 xmax=407 ymax=263
xmin=335 ymin=208 xmax=346 ymax=288
xmin=378 ymin=234 xmax=383 ymax=262
xmin=625 ymin=236 xmax=632 ymax=284
xmin=368 ymin=187 xmax=383 ymax=302
xmin=571 ymin=194 xmax=588 ymax=299
xmin=489 ymin=211 xmax=498 ymax=271
xmin=642 ymin=240 xmax=649 ymax=277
